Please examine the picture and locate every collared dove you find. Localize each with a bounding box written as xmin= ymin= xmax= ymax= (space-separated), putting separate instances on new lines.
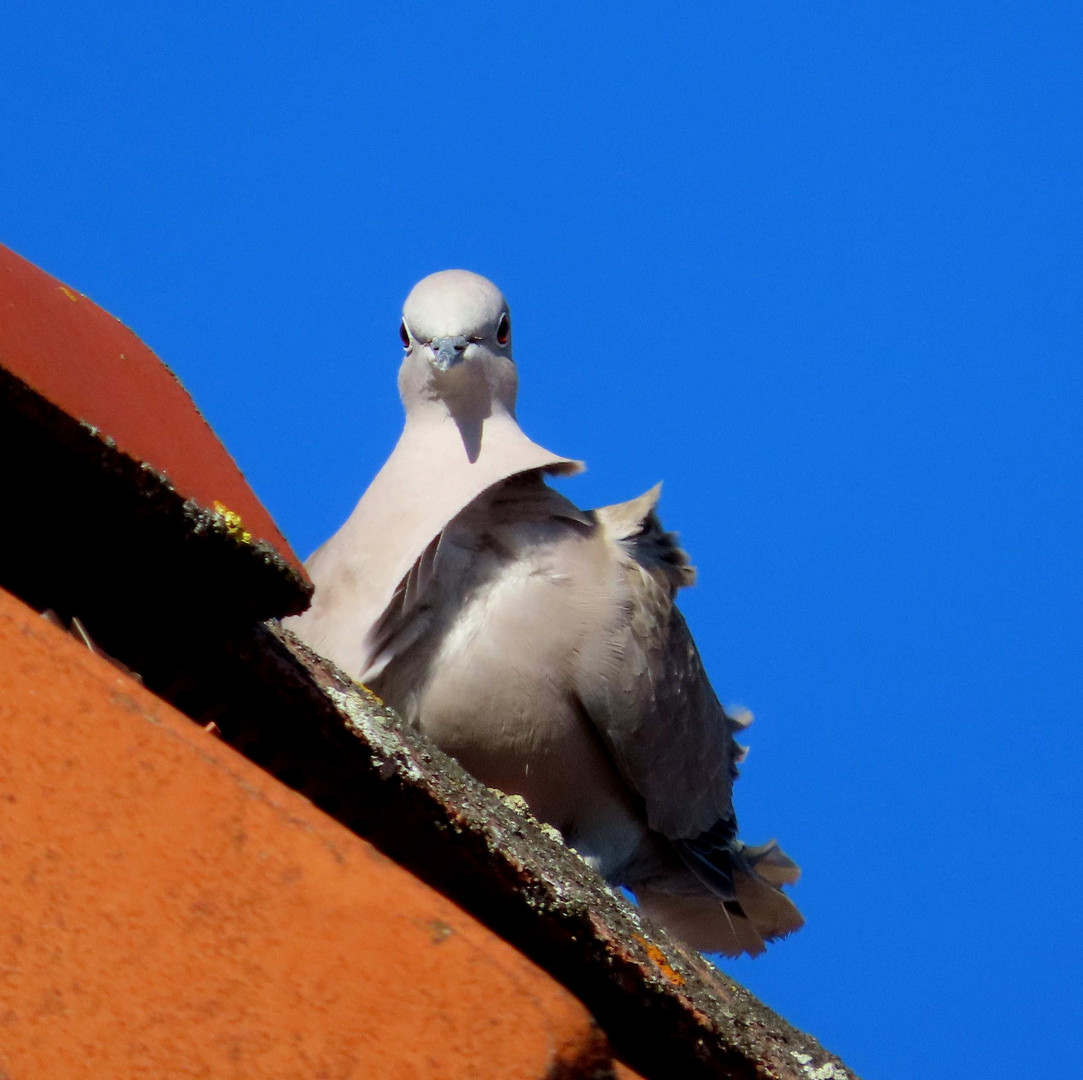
xmin=286 ymin=270 xmax=803 ymax=956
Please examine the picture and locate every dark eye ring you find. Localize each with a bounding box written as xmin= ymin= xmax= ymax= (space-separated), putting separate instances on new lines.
xmin=496 ymin=313 xmax=510 ymax=346
xmin=399 ymin=320 xmax=410 ymax=348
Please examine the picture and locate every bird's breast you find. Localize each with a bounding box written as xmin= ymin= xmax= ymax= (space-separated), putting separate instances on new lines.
xmin=416 ymin=527 xmax=597 ymax=760
xmin=371 ymin=513 xmax=639 ymax=854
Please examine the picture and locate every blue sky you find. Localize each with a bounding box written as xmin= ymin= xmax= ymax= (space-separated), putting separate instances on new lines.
xmin=4 ymin=4 xmax=1080 ymax=1076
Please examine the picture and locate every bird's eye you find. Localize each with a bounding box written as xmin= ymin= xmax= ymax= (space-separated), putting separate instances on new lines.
xmin=496 ymin=313 xmax=510 ymax=346
xmin=399 ymin=320 xmax=410 ymax=348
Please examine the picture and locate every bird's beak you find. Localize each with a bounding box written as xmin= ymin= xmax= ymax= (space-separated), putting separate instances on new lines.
xmin=429 ymin=335 xmax=469 ymax=372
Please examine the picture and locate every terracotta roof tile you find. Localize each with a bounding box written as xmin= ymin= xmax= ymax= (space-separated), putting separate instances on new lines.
xmin=0 ymin=242 xmax=303 ymax=576
xmin=0 ymin=242 xmax=310 ymax=626
xmin=0 ymin=586 xmax=612 ymax=1080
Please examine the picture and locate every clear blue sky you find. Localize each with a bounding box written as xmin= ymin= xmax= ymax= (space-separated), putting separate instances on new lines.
xmin=4 ymin=5 xmax=1080 ymax=1076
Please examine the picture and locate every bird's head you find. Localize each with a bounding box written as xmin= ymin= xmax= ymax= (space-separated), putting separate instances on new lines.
xmin=397 ymin=270 xmax=518 ymax=417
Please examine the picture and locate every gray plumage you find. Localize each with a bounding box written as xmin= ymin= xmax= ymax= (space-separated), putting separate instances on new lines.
xmin=286 ymin=270 xmax=802 ymax=955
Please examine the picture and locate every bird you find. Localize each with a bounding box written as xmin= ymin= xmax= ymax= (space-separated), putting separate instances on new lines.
xmin=285 ymin=269 xmax=803 ymax=955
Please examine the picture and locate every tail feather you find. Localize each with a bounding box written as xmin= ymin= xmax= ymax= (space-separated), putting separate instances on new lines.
xmin=743 ymin=839 xmax=801 ymax=887
xmin=636 ymin=839 xmax=803 ymax=957
xmin=733 ymin=863 xmax=804 ymax=942
xmin=636 ymin=888 xmax=774 ymax=956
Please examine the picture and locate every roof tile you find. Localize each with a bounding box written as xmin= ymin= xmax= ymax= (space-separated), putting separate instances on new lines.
xmin=0 ymin=585 xmax=612 ymax=1080
xmin=0 ymin=242 xmax=303 ymax=575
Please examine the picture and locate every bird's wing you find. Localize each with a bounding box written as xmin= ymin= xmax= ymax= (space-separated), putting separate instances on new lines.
xmin=574 ymin=485 xmax=749 ymax=842
xmin=363 ymin=470 xmax=593 ymax=684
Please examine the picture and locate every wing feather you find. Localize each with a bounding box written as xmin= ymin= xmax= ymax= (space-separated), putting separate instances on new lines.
xmin=575 ymin=486 xmax=747 ymax=840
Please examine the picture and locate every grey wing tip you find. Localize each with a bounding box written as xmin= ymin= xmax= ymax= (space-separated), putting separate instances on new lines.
xmin=596 ymin=483 xmax=696 ymax=591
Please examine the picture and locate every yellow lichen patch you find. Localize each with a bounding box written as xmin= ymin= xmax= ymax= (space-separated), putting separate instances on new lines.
xmin=58 ymin=286 xmax=81 ymax=302
xmin=633 ymin=933 xmax=685 ymax=987
xmin=212 ymin=501 xmax=252 ymax=544
xmin=357 ymin=683 xmax=386 ymax=706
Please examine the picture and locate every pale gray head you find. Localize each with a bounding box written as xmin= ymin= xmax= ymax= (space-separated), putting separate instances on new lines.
xmin=397 ymin=270 xmax=518 ymax=419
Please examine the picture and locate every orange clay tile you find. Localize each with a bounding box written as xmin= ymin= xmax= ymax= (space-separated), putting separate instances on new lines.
xmin=0 ymin=585 xmax=611 ymax=1079
xmin=0 ymin=242 xmax=303 ymax=574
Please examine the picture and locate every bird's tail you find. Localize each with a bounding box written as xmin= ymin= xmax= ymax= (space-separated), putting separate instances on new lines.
xmin=637 ymin=840 xmax=803 ymax=957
